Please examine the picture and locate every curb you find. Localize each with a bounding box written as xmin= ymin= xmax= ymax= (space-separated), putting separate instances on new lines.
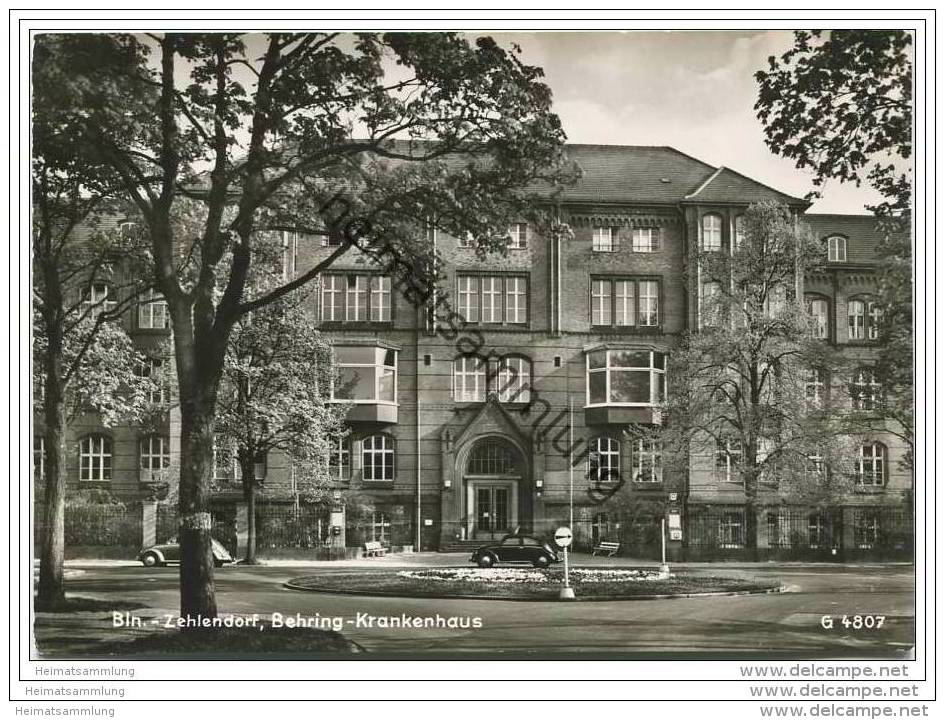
xmin=283 ymin=579 xmax=785 ymax=602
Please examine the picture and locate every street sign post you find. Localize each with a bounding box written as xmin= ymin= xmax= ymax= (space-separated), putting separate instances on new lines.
xmin=554 ymin=526 xmax=575 ymax=600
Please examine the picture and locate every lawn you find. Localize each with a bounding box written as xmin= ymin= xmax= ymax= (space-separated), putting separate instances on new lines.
xmin=286 ymin=567 xmax=782 ymax=600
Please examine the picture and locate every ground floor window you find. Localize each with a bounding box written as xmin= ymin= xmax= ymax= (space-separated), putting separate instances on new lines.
xmin=766 ymin=513 xmax=791 ymax=548
xmin=718 ymin=511 xmax=744 ymax=548
xmin=370 ymin=512 xmax=391 ymax=545
xmin=808 ymin=512 xmax=839 ymax=549
xmin=854 ymin=511 xmax=880 ymax=549
xmin=591 ymin=512 xmax=612 ymax=544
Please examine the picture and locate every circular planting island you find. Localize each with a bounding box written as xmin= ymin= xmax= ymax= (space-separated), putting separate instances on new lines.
xmin=286 ymin=567 xmax=782 ymax=601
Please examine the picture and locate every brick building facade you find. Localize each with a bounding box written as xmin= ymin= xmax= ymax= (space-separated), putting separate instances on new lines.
xmin=33 ymin=144 xmax=913 ymax=560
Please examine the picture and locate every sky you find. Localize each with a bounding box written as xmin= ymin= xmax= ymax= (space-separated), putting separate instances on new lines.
xmin=484 ymin=31 xmax=884 ymax=215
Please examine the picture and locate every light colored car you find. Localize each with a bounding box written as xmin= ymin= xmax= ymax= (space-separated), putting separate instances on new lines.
xmin=137 ymin=537 xmax=234 ymax=567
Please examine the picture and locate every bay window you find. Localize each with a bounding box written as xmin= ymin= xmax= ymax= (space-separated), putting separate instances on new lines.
xmin=586 ymin=349 xmax=666 ymax=406
xmin=332 ymin=346 xmax=398 ymax=404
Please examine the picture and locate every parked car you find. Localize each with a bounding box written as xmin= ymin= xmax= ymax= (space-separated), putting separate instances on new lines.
xmin=137 ymin=537 xmax=234 ymax=568
xmin=469 ymin=534 xmax=560 ymax=568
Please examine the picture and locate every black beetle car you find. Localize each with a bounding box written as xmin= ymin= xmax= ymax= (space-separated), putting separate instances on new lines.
xmin=137 ymin=537 xmax=234 ymax=568
xmin=469 ymin=534 xmax=560 ymax=568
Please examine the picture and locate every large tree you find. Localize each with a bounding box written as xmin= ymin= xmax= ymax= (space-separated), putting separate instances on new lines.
xmin=51 ymin=32 xmax=572 ymax=619
xmin=665 ymin=202 xmax=855 ymax=555
xmin=32 ymin=35 xmax=161 ymax=606
xmin=215 ymin=283 xmax=345 ymax=564
xmin=755 ymin=30 xmax=914 ymax=467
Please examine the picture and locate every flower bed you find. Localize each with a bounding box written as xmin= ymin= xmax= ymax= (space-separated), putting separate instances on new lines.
xmin=287 ymin=567 xmax=781 ymax=600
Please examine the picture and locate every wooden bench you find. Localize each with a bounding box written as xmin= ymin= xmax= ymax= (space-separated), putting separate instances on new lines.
xmin=592 ymin=541 xmax=620 ymax=557
xmin=363 ymin=541 xmax=388 ymax=558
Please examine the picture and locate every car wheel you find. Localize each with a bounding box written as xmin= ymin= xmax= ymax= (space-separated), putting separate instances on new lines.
xmin=533 ymin=554 xmax=551 ymax=568
xmin=477 ymin=554 xmax=495 ymax=568
xmin=214 ymin=558 xmax=225 ymax=568
xmin=141 ymin=552 xmax=160 ymax=568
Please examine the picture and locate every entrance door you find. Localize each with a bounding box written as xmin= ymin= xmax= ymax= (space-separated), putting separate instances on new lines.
xmin=475 ymin=485 xmax=511 ymax=538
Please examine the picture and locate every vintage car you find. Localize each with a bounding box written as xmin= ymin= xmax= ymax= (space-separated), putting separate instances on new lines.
xmin=137 ymin=537 xmax=234 ymax=567
xmin=469 ymin=534 xmax=560 ymax=568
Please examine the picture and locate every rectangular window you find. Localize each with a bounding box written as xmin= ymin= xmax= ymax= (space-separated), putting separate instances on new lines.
xmin=496 ymin=357 xmax=531 ymax=403
xmin=370 ymin=511 xmax=392 ymax=544
xmin=631 ymin=227 xmax=659 ymax=252
xmin=282 ymin=231 xmax=298 ymax=280
xmin=715 ymin=440 xmax=742 ymax=482
xmin=321 ymin=274 xmax=391 ymax=323
xmin=456 ymin=274 xmax=528 ymax=325
xmin=700 ymin=281 xmax=722 ymax=328
xmin=718 ymin=511 xmax=744 ymax=548
xmin=138 ymin=289 xmax=169 ymax=329
xmin=805 ymin=368 xmax=826 ymax=407
xmin=591 ymin=278 xmax=660 ymax=328
xmin=34 ymin=436 xmax=45 ymax=483
xmin=633 ymin=438 xmax=662 ymax=483
xmin=828 ymin=236 xmax=847 ymax=262
xmin=592 ymin=226 xmax=615 ymax=252
xmin=508 ymin=223 xmax=528 ymax=249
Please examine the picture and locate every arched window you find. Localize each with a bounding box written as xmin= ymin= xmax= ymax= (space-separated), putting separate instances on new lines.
xmin=362 ymin=434 xmax=395 ymax=481
xmin=733 ymin=215 xmax=745 ymax=251
xmin=827 ymin=235 xmax=847 ymax=262
xmin=847 ymin=299 xmax=866 ymax=340
xmin=140 ymin=435 xmax=171 ymax=481
xmin=587 ymin=437 xmax=620 ymax=485
xmin=702 ymin=213 xmax=722 ymax=251
xmin=468 ymin=440 xmax=520 ymax=475
xmin=79 ymin=435 xmax=112 ymax=482
xmin=453 ymin=355 xmax=486 ymax=402
xmin=80 ymin=283 xmax=116 ymax=319
xmin=633 ymin=437 xmax=663 ymax=483
xmin=805 ymin=295 xmax=830 ymax=339
xmin=854 ymin=442 xmax=887 ymax=486
xmin=495 ymin=356 xmax=531 ymax=403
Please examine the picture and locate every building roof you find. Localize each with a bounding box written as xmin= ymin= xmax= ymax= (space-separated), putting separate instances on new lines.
xmin=805 ymin=213 xmax=905 ymax=264
xmin=546 ymin=144 xmax=807 ymax=206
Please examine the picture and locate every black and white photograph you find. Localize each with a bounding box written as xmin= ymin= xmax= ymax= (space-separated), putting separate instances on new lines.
xmin=10 ymin=6 xmax=932 ymax=716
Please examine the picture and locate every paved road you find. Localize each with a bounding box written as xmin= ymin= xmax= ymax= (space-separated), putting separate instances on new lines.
xmin=35 ymin=559 xmax=915 ymax=658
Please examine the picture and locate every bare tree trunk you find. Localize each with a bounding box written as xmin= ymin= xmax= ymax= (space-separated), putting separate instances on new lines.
xmin=177 ymin=394 xmax=218 ymax=623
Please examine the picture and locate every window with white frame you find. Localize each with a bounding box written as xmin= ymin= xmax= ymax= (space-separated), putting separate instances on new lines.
xmin=847 ymin=299 xmax=866 ymax=340
xmin=587 ymin=437 xmax=620 ymax=485
xmin=140 ymin=435 xmax=171 ymax=481
xmin=592 ymin=226 xmax=615 ymax=252
xmin=79 ymin=435 xmax=112 ymax=481
xmin=320 ymin=274 xmax=391 ymax=323
xmin=808 ymin=512 xmax=835 ymax=549
xmin=362 ymin=435 xmax=395 ymax=481
xmin=805 ymin=367 xmax=827 ymax=407
xmin=507 ymin=223 xmax=528 ymax=249
xmin=332 ymin=346 xmax=397 ymax=404
xmin=718 ymin=511 xmax=744 ymax=547
xmin=495 ymin=356 xmax=531 ymax=403
xmin=851 ymin=368 xmax=882 ymax=411
xmin=453 ymin=356 xmax=486 ymax=402
xmin=715 ymin=439 xmax=742 ymax=482
xmin=138 ymin=289 xmax=169 ymax=329
xmin=854 ymin=442 xmax=886 ymax=486
xmin=456 ymin=274 xmax=528 ymax=325
xmin=80 ymin=283 xmax=117 ymax=319
xmin=327 ymin=436 xmax=350 ymax=481
xmin=827 ymin=235 xmax=847 ymax=262
xmin=868 ymin=301 xmax=883 ymax=340
xmin=806 ymin=296 xmax=829 ymax=339
xmin=702 ymin=213 xmax=722 ymax=251
xmin=590 ymin=278 xmax=659 ymax=327
xmin=631 ymin=227 xmax=659 ymax=252
xmin=733 ymin=215 xmax=745 ymax=251
xmin=34 ymin=436 xmax=45 ymax=483
xmin=633 ymin=437 xmax=662 ymax=483
xmin=586 ymin=349 xmax=666 ymax=406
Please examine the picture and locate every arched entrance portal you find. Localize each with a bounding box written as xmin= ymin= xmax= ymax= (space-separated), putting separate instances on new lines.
xmin=464 ymin=438 xmax=524 ymax=540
